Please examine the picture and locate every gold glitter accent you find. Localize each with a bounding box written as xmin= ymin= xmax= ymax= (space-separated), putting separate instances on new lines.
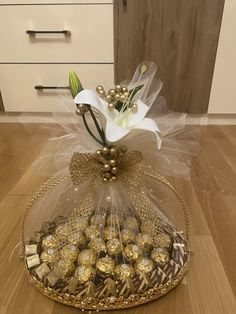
xmin=115 ymin=264 xmax=135 ymax=280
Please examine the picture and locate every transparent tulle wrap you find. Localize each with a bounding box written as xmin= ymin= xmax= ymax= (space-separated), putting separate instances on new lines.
xmin=21 ymin=61 xmax=194 ymax=309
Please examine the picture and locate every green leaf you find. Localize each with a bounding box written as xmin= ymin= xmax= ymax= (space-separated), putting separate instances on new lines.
xmin=128 ymin=84 xmax=143 ymax=101
xmin=69 ymin=70 xmax=83 ymax=98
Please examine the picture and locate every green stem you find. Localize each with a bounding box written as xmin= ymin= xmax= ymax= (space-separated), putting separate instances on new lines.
xmin=87 ymin=105 xmax=107 ymax=145
xmin=82 ymin=114 xmax=104 ymax=146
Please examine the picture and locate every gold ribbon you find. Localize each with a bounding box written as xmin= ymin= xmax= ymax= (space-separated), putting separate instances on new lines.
xmin=68 ymin=151 xmax=161 ymax=236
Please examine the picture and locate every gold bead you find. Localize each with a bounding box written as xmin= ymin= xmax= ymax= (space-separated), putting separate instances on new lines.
xmin=96 ymin=85 xmax=104 ymax=93
xmin=119 ymin=94 xmax=126 ymax=102
xmin=131 ymin=104 xmax=138 ymax=113
xmin=102 ymin=147 xmax=109 ymax=156
xmin=75 ymin=108 xmax=83 ymax=116
xmin=120 ymin=145 xmax=128 ymax=153
xmin=124 ymin=91 xmax=129 ymax=98
xmin=122 ymin=86 xmax=128 ymax=93
xmin=114 ymin=94 xmax=120 ymax=101
xmin=105 ymin=94 xmax=112 ymax=103
xmin=96 ymin=149 xmax=102 ymax=156
xmin=115 ymin=84 xmax=122 ymax=92
xmin=104 ymin=163 xmax=111 ymax=171
xmin=109 ymin=147 xmax=117 ymax=156
xmin=104 ymin=172 xmax=111 ymax=179
xmin=111 ymin=167 xmax=118 ymax=174
xmin=109 ymin=159 xmax=116 ymax=167
xmin=103 ymin=177 xmax=108 ymax=183
xmin=110 ymin=176 xmax=117 ymax=182
xmin=108 ymin=103 xmax=115 ymax=111
xmin=98 ymin=89 xmax=106 ymax=97
xmin=108 ymin=89 xmax=116 ymax=96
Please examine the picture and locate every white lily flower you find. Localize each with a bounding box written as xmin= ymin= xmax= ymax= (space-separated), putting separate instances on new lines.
xmin=74 ymin=89 xmax=162 ymax=149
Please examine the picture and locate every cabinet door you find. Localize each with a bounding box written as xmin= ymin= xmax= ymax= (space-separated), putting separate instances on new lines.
xmin=114 ymin=0 xmax=224 ymax=113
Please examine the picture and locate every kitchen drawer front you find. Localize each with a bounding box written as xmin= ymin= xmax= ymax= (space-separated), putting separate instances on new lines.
xmin=0 ymin=1 xmax=112 ymax=3
xmin=0 ymin=5 xmax=113 ymax=63
xmin=0 ymin=64 xmax=114 ymax=112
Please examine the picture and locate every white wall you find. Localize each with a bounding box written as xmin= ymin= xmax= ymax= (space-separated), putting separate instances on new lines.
xmin=208 ymin=0 xmax=236 ymax=114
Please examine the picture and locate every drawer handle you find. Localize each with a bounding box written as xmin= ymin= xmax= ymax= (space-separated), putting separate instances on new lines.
xmin=35 ymin=85 xmax=70 ymax=90
xmin=26 ymin=30 xmax=71 ymax=36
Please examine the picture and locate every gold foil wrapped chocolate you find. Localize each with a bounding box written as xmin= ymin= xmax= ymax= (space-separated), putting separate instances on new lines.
xmin=106 ymin=238 xmax=122 ymax=255
xmin=121 ymin=229 xmax=135 ymax=244
xmin=60 ymin=244 xmax=78 ymax=262
xmin=55 ymin=224 xmax=71 ymax=239
xmin=41 ymin=248 xmax=58 ymax=264
xmin=135 ymin=257 xmax=154 ymax=274
xmin=26 ymin=254 xmax=40 ymax=268
xmin=150 ymin=247 xmax=170 ymax=266
xmin=88 ymin=238 xmax=106 ymax=254
xmin=46 ymin=271 xmax=59 ymax=287
xmin=42 ymin=235 xmax=59 ymax=249
xmin=124 ymin=217 xmax=139 ymax=230
xmin=106 ymin=214 xmax=120 ymax=227
xmin=115 ymin=264 xmax=135 ymax=280
xmin=154 ymin=232 xmax=172 ymax=249
xmin=96 ymin=256 xmax=115 ymax=276
xmin=90 ymin=214 xmax=105 ymax=226
xmin=85 ymin=225 xmax=100 ymax=239
xmin=35 ymin=263 xmax=50 ymax=280
xmin=124 ymin=244 xmax=142 ymax=261
xmin=53 ymin=259 xmax=75 ymax=278
xmin=104 ymin=226 xmax=118 ymax=241
xmin=136 ymin=233 xmax=153 ymax=251
xmin=68 ymin=231 xmax=86 ymax=246
xmin=25 ymin=244 xmax=37 ymax=256
xmin=74 ymin=265 xmax=96 ymax=283
xmin=78 ymin=249 xmax=97 ymax=266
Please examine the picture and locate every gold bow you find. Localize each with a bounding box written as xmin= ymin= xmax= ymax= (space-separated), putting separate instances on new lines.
xmin=68 ymin=150 xmax=160 ymax=236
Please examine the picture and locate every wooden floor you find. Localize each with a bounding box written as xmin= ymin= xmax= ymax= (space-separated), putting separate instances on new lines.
xmin=0 ymin=123 xmax=236 ymax=314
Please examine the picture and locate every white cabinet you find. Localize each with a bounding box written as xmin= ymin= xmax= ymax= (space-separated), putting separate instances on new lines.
xmin=0 ymin=2 xmax=114 ymax=112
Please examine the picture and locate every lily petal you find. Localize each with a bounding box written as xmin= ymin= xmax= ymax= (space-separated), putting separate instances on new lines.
xmin=74 ymin=89 xmax=107 ymax=116
xmin=134 ymin=117 xmax=162 ymax=149
xmin=105 ymin=119 xmax=130 ymax=143
xmin=127 ymin=99 xmax=149 ymax=127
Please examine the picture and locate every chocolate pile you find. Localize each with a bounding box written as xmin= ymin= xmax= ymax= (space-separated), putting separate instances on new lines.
xmin=25 ymin=211 xmax=188 ymax=300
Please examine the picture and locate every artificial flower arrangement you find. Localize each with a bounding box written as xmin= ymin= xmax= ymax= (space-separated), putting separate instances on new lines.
xmin=22 ymin=62 xmax=191 ymax=311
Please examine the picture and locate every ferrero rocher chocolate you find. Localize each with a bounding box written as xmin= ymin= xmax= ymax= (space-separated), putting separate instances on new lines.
xmin=90 ymin=214 xmax=105 ymax=226
xmin=135 ymin=257 xmax=154 ymax=274
xmin=41 ymin=248 xmax=58 ymax=264
xmin=124 ymin=217 xmax=139 ymax=230
xmin=154 ymin=232 xmax=172 ymax=249
xmin=53 ymin=259 xmax=75 ymax=278
xmin=68 ymin=231 xmax=86 ymax=246
xmin=106 ymin=214 xmax=120 ymax=227
xmin=88 ymin=238 xmax=106 ymax=254
xmin=121 ymin=229 xmax=135 ymax=244
xmin=85 ymin=225 xmax=100 ymax=239
xmin=96 ymin=256 xmax=115 ymax=276
xmin=74 ymin=265 xmax=96 ymax=283
xmin=136 ymin=233 xmax=153 ymax=251
xmin=106 ymin=238 xmax=122 ymax=255
xmin=42 ymin=235 xmax=59 ymax=249
xmin=115 ymin=264 xmax=135 ymax=280
xmin=60 ymin=244 xmax=78 ymax=262
xmin=150 ymin=247 xmax=170 ymax=266
xmin=104 ymin=226 xmax=118 ymax=241
xmin=55 ymin=224 xmax=71 ymax=239
xmin=124 ymin=244 xmax=142 ymax=261
xmin=77 ymin=249 xmax=97 ymax=266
